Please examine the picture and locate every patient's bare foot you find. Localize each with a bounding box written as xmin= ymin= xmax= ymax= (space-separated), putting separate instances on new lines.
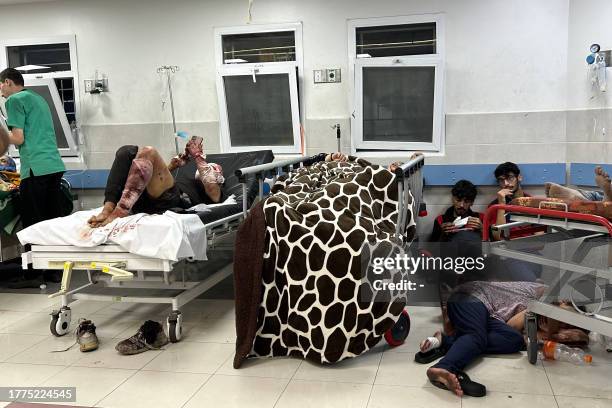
xmin=427 ymin=367 xmax=463 ymax=397
xmin=545 ymin=182 xmax=584 ymax=200
xmin=185 ymin=136 xmax=206 ymax=160
xmin=594 ymin=166 xmax=612 ymax=201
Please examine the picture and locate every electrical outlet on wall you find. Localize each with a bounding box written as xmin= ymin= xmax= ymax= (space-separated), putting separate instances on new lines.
xmin=327 ymin=69 xmax=341 ymax=83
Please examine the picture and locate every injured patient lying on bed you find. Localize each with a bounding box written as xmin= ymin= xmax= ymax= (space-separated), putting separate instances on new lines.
xmin=17 ymin=136 xmax=232 ymax=261
xmin=88 ymin=136 xmax=224 ymax=227
xmin=234 ymin=154 xmax=419 ymax=367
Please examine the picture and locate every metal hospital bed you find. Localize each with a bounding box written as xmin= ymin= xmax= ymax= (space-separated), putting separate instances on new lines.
xmin=21 ymin=150 xmax=276 ymax=341
xmin=483 ymin=203 xmax=612 ymax=364
xmin=21 ymin=151 xmax=424 ymax=343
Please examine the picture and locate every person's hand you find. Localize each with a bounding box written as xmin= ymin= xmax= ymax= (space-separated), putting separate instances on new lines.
xmin=497 ymin=188 xmax=513 ymax=204
xmin=466 ymin=216 xmax=482 ymax=230
xmin=441 ymin=222 xmax=457 ymax=234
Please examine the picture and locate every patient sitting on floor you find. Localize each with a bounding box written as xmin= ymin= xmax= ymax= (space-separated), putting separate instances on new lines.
xmin=546 ymin=166 xmax=612 ymax=202
xmin=88 ymin=136 xmax=224 ymax=228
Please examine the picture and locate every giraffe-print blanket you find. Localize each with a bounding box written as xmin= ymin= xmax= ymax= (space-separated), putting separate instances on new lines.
xmin=236 ymin=158 xmax=416 ymax=366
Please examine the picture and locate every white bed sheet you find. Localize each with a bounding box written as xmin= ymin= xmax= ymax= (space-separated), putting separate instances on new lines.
xmin=17 ymin=209 xmax=207 ymax=261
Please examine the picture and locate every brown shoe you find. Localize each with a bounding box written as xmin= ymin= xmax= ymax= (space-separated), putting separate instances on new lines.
xmin=115 ymin=320 xmax=168 ymax=355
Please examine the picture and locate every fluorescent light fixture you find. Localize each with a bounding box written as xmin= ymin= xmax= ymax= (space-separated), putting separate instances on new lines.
xmin=15 ymin=64 xmax=51 ymax=72
xmin=225 ymin=58 xmax=248 ymax=64
xmin=356 ymin=53 xmax=372 ymax=58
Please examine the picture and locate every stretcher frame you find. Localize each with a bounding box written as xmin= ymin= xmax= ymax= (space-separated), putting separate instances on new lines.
xmin=482 ymin=204 xmax=612 ymax=363
xmin=22 ymin=154 xmax=425 ymax=342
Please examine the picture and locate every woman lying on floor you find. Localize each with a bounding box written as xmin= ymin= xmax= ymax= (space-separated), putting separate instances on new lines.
xmin=415 ymin=280 xmax=587 ymax=397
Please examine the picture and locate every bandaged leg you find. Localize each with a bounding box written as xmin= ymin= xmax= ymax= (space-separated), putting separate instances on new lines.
xmin=105 ymin=158 xmax=153 ymax=223
xmin=183 ymin=136 xmax=224 ymax=202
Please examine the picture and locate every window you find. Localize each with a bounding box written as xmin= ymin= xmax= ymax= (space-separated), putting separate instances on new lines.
xmin=215 ymin=24 xmax=303 ymax=154
xmin=0 ymin=36 xmax=80 ymax=157
xmin=349 ymin=15 xmax=445 ymax=152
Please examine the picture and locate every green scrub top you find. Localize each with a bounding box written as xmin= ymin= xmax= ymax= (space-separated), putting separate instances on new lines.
xmin=5 ymin=89 xmax=65 ymax=179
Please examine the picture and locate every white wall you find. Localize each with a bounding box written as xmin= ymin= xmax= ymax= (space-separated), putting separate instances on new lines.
xmin=567 ymin=0 xmax=612 ymax=110
xmin=0 ymin=0 xmax=570 ymax=124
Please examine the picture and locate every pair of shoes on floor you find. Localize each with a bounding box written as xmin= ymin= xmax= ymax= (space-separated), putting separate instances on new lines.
xmin=116 ymin=320 xmax=169 ymax=355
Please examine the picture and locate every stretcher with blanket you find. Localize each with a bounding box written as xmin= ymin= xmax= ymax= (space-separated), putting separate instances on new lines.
xmin=233 ymin=154 xmax=425 ymax=366
xmin=18 ymin=150 xmax=273 ymax=341
xmin=482 ymin=202 xmax=612 ymax=364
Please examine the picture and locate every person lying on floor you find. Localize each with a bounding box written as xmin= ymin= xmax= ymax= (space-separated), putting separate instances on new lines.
xmin=545 ymin=166 xmax=611 ymax=202
xmin=415 ymin=280 xmax=546 ymax=397
xmin=88 ymin=136 xmax=224 ymax=228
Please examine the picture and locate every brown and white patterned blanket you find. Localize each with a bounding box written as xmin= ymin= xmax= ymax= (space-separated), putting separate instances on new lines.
xmin=234 ymin=157 xmax=416 ymax=367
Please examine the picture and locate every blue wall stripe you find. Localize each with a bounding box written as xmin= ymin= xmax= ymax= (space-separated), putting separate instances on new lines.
xmin=570 ymin=163 xmax=612 ymax=187
xmin=422 ymin=163 xmax=566 ymax=186
xmin=65 ymin=163 xmax=568 ymax=189
xmin=64 ymin=170 xmax=110 ymax=189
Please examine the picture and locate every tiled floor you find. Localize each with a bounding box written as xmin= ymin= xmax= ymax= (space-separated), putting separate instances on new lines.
xmin=0 ymin=294 xmax=610 ymax=408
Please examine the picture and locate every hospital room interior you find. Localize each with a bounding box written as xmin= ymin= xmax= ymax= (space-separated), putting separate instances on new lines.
xmin=0 ymin=0 xmax=611 ymax=407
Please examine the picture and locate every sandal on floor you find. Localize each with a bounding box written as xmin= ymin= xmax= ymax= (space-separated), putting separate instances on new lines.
xmin=414 ymin=347 xmax=447 ymax=364
xmin=455 ymin=370 xmax=486 ymax=397
xmin=430 ymin=370 xmax=486 ymax=397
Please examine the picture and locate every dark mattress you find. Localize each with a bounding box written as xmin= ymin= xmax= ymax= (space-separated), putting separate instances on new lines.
xmin=173 ymin=150 xmax=274 ymax=224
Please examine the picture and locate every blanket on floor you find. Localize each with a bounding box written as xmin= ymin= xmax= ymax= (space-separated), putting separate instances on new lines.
xmin=234 ymin=158 xmax=416 ymax=367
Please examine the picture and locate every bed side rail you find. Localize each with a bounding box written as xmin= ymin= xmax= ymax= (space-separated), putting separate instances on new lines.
xmin=234 ymin=153 xmax=327 ymax=215
xmin=395 ymin=154 xmax=425 ymax=237
xmin=482 ymin=204 xmax=612 ymax=241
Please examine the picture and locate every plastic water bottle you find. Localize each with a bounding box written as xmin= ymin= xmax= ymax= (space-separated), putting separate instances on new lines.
xmin=542 ymin=341 xmax=593 ymax=365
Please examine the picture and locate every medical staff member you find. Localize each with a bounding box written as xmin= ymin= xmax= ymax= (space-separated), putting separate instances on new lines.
xmin=0 ymin=68 xmax=65 ymax=227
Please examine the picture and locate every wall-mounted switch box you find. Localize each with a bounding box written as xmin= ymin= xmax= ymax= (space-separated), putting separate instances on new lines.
xmin=313 ymin=68 xmax=341 ymax=83
xmin=84 ymin=79 xmax=94 ymax=93
xmin=313 ymin=69 xmax=326 ymax=83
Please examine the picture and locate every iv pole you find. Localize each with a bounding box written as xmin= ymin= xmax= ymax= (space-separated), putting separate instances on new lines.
xmin=157 ymin=65 xmax=180 ymax=155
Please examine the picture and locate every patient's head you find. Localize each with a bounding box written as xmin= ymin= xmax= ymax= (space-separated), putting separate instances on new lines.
xmin=539 ymin=300 xmax=590 ymax=343
xmin=451 ymin=180 xmax=477 ymax=217
xmin=495 ymin=162 xmax=522 ymax=193
xmin=0 ymin=155 xmax=16 ymax=172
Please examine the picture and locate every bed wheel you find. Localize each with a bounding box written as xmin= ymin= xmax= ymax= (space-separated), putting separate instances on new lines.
xmin=525 ymin=312 xmax=538 ymax=365
xmin=167 ymin=311 xmax=183 ymax=343
xmin=384 ymin=310 xmax=411 ymax=347
xmin=50 ymin=307 xmax=71 ymax=337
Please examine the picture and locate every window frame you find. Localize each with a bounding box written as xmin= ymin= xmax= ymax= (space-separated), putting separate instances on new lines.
xmin=348 ymin=14 xmax=445 ymax=154
xmin=0 ymin=35 xmax=81 ymax=157
xmin=214 ymin=23 xmax=304 ymax=154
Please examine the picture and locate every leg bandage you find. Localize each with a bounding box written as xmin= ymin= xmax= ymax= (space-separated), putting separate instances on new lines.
xmin=184 ymin=136 xmax=224 ymax=185
xmin=195 ymin=163 xmax=225 ymax=185
xmin=111 ymin=158 xmax=153 ymax=218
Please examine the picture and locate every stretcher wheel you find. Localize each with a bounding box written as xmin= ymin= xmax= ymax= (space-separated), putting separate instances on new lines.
xmin=167 ymin=311 xmax=183 ymax=343
xmin=50 ymin=307 xmax=71 ymax=337
xmin=525 ymin=312 xmax=538 ymax=365
xmin=384 ymin=310 xmax=410 ymax=347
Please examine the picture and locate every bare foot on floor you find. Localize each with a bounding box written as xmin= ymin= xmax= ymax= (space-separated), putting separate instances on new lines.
xmin=427 ymin=367 xmax=463 ymax=397
xmin=545 ymin=182 xmax=584 ymax=200
xmin=420 ymin=331 xmax=442 ymax=353
xmin=594 ymin=166 xmax=612 ymax=201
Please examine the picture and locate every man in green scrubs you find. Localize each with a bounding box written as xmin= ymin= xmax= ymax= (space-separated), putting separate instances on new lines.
xmin=0 ymin=68 xmax=65 ymax=284
xmin=0 ymin=68 xmax=65 ymax=227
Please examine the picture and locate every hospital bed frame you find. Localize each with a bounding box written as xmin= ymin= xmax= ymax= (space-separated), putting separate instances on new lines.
xmin=23 ymin=154 xmax=425 ymax=342
xmin=483 ymin=203 xmax=612 ymax=363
